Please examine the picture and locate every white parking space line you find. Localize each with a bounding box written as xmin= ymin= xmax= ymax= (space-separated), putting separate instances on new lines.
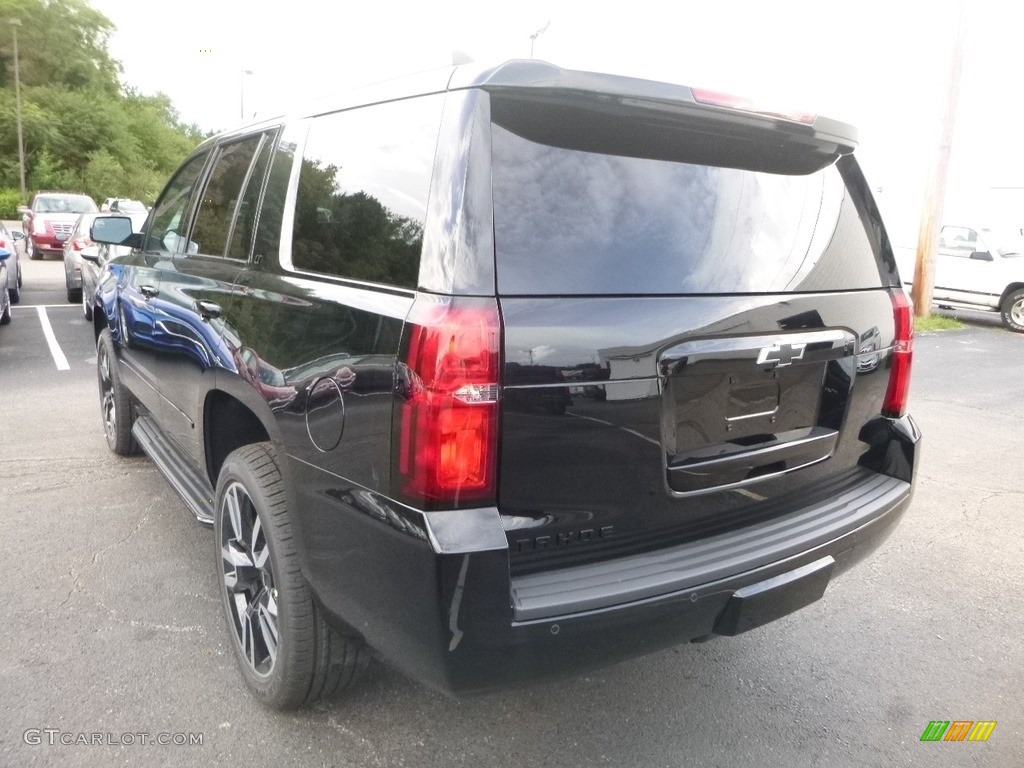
xmin=12 ymin=303 xmax=82 ymax=310
xmin=36 ymin=307 xmax=71 ymax=371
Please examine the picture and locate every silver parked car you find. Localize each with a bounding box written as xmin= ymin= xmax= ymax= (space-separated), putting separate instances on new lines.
xmin=0 ymin=245 xmax=11 ymax=326
xmin=0 ymin=221 xmax=25 ymax=304
xmin=63 ymin=212 xmax=102 ymax=303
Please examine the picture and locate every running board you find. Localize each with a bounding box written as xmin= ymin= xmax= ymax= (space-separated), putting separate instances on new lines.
xmin=132 ymin=415 xmax=215 ymax=526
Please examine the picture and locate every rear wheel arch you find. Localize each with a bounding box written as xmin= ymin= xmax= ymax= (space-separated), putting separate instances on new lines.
xmin=203 ymin=389 xmax=275 ymax=488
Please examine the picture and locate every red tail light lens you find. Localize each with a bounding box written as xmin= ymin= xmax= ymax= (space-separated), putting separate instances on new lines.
xmin=71 ymin=236 xmax=91 ymax=251
xmin=690 ymin=87 xmax=817 ymax=124
xmin=398 ymin=297 xmax=501 ymax=507
xmin=882 ymin=290 xmax=913 ymax=418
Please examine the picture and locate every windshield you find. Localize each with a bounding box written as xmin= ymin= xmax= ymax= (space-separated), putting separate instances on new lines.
xmin=35 ymin=195 xmax=98 ymax=215
xmin=981 ymin=228 xmax=1024 ymax=257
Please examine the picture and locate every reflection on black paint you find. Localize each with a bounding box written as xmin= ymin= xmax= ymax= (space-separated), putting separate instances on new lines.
xmin=289 ymin=95 xmax=444 ymax=289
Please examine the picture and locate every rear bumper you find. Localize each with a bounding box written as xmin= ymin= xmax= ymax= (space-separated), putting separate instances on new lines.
xmin=301 ymin=414 xmax=920 ymax=694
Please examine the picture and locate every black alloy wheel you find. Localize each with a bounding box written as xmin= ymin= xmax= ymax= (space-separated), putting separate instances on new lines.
xmin=215 ymin=443 xmax=367 ymax=710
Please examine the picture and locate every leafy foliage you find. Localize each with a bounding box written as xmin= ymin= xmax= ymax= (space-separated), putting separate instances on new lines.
xmin=0 ymin=188 xmax=20 ymax=217
xmin=0 ymin=0 xmax=204 ymax=203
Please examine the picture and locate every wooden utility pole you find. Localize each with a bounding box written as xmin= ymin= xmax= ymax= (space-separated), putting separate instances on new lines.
xmin=911 ymin=2 xmax=967 ymax=317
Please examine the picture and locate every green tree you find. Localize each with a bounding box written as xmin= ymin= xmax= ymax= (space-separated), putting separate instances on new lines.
xmin=0 ymin=1 xmax=203 ymax=202
xmin=82 ymin=148 xmax=122 ymax=201
xmin=0 ymin=0 xmax=120 ymax=93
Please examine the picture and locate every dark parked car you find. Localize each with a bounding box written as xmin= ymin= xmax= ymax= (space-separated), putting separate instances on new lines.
xmin=20 ymin=192 xmax=98 ymax=260
xmin=90 ymin=60 xmax=920 ymax=710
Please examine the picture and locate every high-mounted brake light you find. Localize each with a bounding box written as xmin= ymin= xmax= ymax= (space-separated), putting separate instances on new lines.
xmin=882 ymin=290 xmax=913 ymax=418
xmin=690 ymin=87 xmax=817 ymax=125
xmin=397 ymin=297 xmax=501 ymax=507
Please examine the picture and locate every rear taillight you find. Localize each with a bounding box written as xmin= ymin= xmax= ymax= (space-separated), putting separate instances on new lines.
xmin=882 ymin=290 xmax=913 ymax=418
xmin=397 ymin=297 xmax=501 ymax=508
xmin=71 ymin=237 xmax=91 ymax=251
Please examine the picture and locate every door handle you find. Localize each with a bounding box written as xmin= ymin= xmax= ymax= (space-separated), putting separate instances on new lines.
xmin=139 ymin=284 xmax=158 ymax=299
xmin=196 ymin=300 xmax=222 ymax=320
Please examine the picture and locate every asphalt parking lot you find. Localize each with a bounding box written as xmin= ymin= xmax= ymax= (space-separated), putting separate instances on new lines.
xmin=1 ymin=253 xmax=1021 ymax=768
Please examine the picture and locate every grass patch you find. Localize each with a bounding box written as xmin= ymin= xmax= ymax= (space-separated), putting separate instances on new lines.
xmin=914 ymin=315 xmax=965 ymax=332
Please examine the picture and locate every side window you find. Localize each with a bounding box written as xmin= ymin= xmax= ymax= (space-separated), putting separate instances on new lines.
xmin=290 ymin=94 xmax=444 ymax=289
xmin=225 ymin=132 xmax=276 ymax=261
xmin=190 ymin=135 xmax=263 ymax=258
xmin=146 ymin=153 xmax=209 ymax=253
xmin=938 ymin=226 xmax=978 ymax=258
xmin=251 ymin=131 xmax=299 ymax=265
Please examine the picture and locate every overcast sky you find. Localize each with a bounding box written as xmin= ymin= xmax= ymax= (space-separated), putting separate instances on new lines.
xmin=90 ymin=0 xmax=1022 ymax=243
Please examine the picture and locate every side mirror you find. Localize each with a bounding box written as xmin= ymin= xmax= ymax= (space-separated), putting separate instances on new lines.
xmin=969 ymin=250 xmax=993 ymax=262
xmin=10 ymin=230 xmax=24 ymax=241
xmin=90 ymin=216 xmax=133 ymax=245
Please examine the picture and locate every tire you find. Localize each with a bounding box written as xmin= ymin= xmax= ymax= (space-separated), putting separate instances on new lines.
xmin=215 ymin=443 xmax=367 ymax=710
xmin=82 ymin=289 xmax=93 ymax=321
xmin=999 ymin=289 xmax=1024 ymax=333
xmin=28 ymin=239 xmax=39 ymax=260
xmin=67 ymin=285 xmax=82 ymax=303
xmin=7 ymin=285 xmax=18 ymax=304
xmin=0 ymin=297 xmax=10 ymax=325
xmin=96 ymin=328 xmax=139 ymax=455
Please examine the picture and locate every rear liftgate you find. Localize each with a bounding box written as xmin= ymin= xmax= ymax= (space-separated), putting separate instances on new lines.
xmin=659 ymin=328 xmax=856 ymax=633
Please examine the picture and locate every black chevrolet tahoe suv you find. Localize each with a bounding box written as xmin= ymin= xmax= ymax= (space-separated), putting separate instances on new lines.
xmin=90 ymin=60 xmax=920 ymax=710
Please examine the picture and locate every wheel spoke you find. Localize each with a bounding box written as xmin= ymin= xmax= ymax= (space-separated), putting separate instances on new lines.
xmin=226 ymin=485 xmax=245 ymax=543
xmin=256 ymin=589 xmax=279 ymax=663
xmin=252 ymin=516 xmax=269 ymax=570
xmin=242 ymin=613 xmax=256 ymax=668
xmin=232 ymin=592 xmax=248 ymax=630
xmin=102 ymin=392 xmax=116 ymax=436
xmin=219 ymin=479 xmax=278 ymax=677
xmin=222 ymin=542 xmax=258 ymax=592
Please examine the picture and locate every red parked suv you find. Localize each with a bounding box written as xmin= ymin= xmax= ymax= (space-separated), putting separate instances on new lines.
xmin=20 ymin=191 xmax=98 ymax=260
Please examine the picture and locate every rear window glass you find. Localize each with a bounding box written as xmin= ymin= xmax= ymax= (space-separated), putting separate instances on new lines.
xmin=490 ymin=123 xmax=885 ymax=295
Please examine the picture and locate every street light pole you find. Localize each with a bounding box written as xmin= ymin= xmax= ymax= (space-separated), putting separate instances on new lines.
xmin=10 ymin=18 xmax=26 ymax=198
xmin=240 ymin=69 xmax=253 ymax=120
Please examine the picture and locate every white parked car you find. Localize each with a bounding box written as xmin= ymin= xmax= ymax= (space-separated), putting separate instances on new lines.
xmin=914 ymin=225 xmax=1024 ymax=332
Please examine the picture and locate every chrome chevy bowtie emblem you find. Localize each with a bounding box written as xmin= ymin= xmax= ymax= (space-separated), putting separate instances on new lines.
xmin=756 ymin=342 xmax=807 ymax=368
